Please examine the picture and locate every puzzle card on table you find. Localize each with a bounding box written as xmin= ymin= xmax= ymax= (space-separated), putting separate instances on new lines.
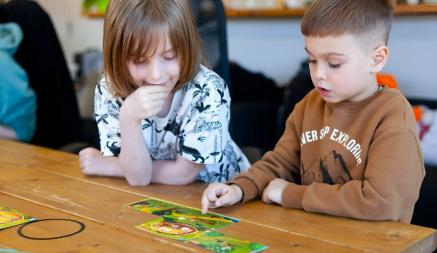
xmin=128 ymin=198 xmax=239 ymax=231
xmin=189 ymin=231 xmax=268 ymax=253
xmin=136 ymin=217 xmax=204 ymax=241
xmin=128 ymin=198 xmax=268 ymax=251
xmin=0 ymin=207 xmax=36 ymax=230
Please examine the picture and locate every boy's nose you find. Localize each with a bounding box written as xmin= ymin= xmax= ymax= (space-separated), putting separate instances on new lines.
xmin=314 ymin=65 xmax=327 ymax=80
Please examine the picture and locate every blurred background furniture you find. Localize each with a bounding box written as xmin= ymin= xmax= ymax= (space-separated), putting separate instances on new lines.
xmin=0 ymin=0 xmax=82 ymax=149
xmin=193 ymin=0 xmax=283 ymax=157
xmin=193 ymin=0 xmax=230 ymax=85
xmin=409 ymin=98 xmax=437 ymax=230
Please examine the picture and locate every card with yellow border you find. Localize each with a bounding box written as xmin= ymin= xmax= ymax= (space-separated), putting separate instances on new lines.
xmin=0 ymin=207 xmax=36 ymax=230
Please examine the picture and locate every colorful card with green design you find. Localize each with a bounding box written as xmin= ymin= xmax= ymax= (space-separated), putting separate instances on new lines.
xmin=0 ymin=207 xmax=36 ymax=230
xmin=189 ymin=231 xmax=268 ymax=253
xmin=136 ymin=217 xmax=204 ymax=241
xmin=128 ymin=198 xmax=239 ymax=231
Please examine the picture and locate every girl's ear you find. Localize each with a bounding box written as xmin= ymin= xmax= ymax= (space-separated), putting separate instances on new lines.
xmin=370 ymin=45 xmax=388 ymax=73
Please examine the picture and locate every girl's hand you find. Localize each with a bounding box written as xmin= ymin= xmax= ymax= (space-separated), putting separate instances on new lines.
xmin=262 ymin=178 xmax=289 ymax=205
xmin=79 ymin=147 xmax=124 ymax=177
xmin=121 ymin=85 xmax=170 ymax=122
xmin=79 ymin=147 xmax=107 ymax=176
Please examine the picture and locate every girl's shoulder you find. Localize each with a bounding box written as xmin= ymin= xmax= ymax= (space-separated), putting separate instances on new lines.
xmin=95 ymin=75 xmax=118 ymax=99
xmin=96 ymin=75 xmax=109 ymax=90
xmin=177 ymin=65 xmax=231 ymax=110
xmin=186 ymin=65 xmax=226 ymax=91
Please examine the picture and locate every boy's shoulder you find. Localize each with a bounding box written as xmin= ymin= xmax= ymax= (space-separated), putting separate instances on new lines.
xmin=374 ymin=87 xmax=412 ymax=112
xmin=368 ymin=87 xmax=417 ymax=129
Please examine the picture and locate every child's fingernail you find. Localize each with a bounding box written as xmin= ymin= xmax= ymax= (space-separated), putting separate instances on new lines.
xmin=216 ymin=200 xmax=222 ymax=206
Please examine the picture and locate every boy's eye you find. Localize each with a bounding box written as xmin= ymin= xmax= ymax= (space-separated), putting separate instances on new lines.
xmin=308 ymin=59 xmax=317 ymax=64
xmin=329 ymin=63 xmax=341 ymax=68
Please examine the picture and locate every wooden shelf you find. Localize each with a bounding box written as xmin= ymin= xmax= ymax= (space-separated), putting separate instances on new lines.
xmin=395 ymin=3 xmax=437 ymax=15
xmin=82 ymin=4 xmax=437 ymax=19
xmin=226 ymin=7 xmax=305 ymax=18
xmin=82 ymin=11 xmax=104 ymax=18
xmin=225 ymin=4 xmax=437 ymax=18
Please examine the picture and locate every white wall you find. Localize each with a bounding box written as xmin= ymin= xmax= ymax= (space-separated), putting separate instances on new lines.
xmin=36 ymin=0 xmax=437 ymax=99
xmin=386 ymin=16 xmax=437 ymax=99
xmin=227 ymin=19 xmax=304 ymax=85
xmin=35 ymin=0 xmax=103 ymax=76
xmin=227 ymin=16 xmax=437 ymax=99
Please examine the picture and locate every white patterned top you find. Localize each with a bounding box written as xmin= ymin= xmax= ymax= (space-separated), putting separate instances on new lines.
xmin=94 ymin=65 xmax=250 ymax=182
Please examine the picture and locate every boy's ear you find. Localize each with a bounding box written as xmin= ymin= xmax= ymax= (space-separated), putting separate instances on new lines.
xmin=370 ymin=45 xmax=388 ymax=73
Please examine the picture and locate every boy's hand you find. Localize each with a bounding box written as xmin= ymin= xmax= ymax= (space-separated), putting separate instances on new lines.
xmin=201 ymin=183 xmax=243 ymax=214
xmin=262 ymin=178 xmax=289 ymax=205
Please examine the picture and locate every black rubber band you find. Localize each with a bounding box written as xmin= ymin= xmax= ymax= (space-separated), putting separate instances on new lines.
xmin=17 ymin=218 xmax=85 ymax=240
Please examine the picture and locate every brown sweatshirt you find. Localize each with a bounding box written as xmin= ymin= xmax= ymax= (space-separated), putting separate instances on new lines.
xmin=232 ymin=87 xmax=425 ymax=223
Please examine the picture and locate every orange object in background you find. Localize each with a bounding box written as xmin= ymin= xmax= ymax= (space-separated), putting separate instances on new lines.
xmin=377 ymin=73 xmax=398 ymax=89
xmin=414 ymin=106 xmax=424 ymax=122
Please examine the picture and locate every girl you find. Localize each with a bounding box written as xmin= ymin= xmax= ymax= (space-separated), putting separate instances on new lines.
xmin=79 ymin=0 xmax=250 ymax=186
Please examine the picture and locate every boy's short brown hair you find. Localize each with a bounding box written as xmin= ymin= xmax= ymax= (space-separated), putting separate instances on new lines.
xmin=301 ymin=0 xmax=394 ymax=47
xmin=103 ymin=0 xmax=205 ymax=98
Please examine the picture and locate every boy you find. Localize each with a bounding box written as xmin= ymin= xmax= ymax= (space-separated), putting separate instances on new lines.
xmin=201 ymin=0 xmax=424 ymax=223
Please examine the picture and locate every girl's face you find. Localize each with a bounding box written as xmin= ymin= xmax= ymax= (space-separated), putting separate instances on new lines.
xmin=127 ymin=35 xmax=180 ymax=90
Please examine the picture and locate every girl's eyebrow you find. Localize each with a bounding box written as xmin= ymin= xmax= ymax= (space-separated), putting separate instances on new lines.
xmin=163 ymin=48 xmax=174 ymax=53
xmin=127 ymin=48 xmax=174 ymax=58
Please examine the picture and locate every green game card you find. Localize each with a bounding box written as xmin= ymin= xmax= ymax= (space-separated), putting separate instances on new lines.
xmin=0 ymin=207 xmax=36 ymax=230
xmin=189 ymin=231 xmax=268 ymax=253
xmin=136 ymin=217 xmax=204 ymax=241
xmin=128 ymin=198 xmax=239 ymax=231
xmin=129 ymin=198 xmax=268 ymax=252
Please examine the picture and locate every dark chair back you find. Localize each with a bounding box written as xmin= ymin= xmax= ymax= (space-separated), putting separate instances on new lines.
xmin=191 ymin=0 xmax=282 ymax=152
xmin=409 ymin=99 xmax=437 ymax=230
xmin=192 ymin=0 xmax=230 ymax=86
xmin=0 ymin=0 xmax=82 ymax=149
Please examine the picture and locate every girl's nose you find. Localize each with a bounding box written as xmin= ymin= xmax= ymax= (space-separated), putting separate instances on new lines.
xmin=147 ymin=60 xmax=162 ymax=83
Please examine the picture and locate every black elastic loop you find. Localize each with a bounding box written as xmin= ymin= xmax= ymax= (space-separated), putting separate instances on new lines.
xmin=17 ymin=218 xmax=85 ymax=240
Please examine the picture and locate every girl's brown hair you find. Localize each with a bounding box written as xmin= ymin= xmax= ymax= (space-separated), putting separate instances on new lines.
xmin=103 ymin=0 xmax=206 ymax=98
xmin=301 ymin=0 xmax=394 ymax=46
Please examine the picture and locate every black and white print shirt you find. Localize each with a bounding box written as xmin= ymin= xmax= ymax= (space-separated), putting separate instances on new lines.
xmin=94 ymin=65 xmax=250 ymax=182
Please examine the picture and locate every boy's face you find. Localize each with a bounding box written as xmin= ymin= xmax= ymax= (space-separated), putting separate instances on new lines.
xmin=305 ymin=34 xmax=382 ymax=103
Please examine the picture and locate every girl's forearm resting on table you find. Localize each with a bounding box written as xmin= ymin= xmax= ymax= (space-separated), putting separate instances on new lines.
xmin=151 ymin=156 xmax=204 ymax=185
xmin=95 ymin=155 xmax=203 ymax=186
xmin=119 ymin=119 xmax=153 ymax=186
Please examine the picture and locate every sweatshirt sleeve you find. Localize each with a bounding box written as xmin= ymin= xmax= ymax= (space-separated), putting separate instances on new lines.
xmin=292 ymin=126 xmax=424 ymax=222
xmin=231 ymin=113 xmax=302 ymax=202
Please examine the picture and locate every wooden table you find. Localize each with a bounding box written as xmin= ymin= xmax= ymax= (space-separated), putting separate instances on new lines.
xmin=0 ymin=140 xmax=436 ymax=253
